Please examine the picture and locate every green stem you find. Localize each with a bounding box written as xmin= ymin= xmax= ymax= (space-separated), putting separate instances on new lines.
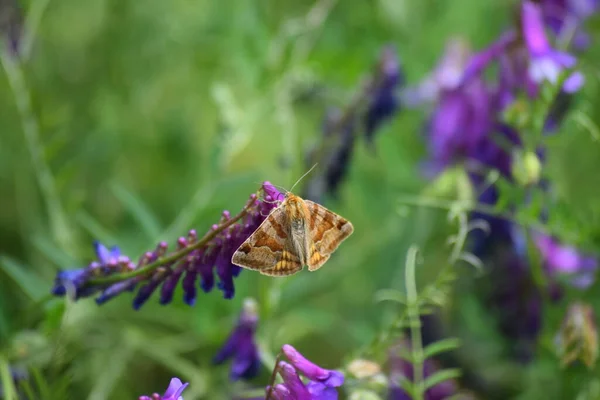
xmin=0 ymin=52 xmax=74 ymax=252
xmin=0 ymin=356 xmax=17 ymax=400
xmin=397 ymin=194 xmax=552 ymax=236
xmin=405 ymin=245 xmax=424 ymax=400
xmin=87 ymin=195 xmax=257 ymax=286
xmin=21 ymin=0 xmax=54 ymax=61
xmin=265 ymin=352 xmax=283 ymax=400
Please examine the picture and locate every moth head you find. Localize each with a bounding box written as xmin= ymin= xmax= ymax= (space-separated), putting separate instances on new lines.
xmin=284 ymin=194 xmax=307 ymax=226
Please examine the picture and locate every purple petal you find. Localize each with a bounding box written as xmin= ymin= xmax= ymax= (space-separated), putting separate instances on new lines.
xmin=182 ymin=268 xmax=198 ymax=306
xmin=522 ymin=1 xmax=551 ymax=55
xmin=307 ymin=381 xmax=339 ymax=400
xmin=163 ymin=377 xmax=189 ymax=400
xmin=563 ymin=71 xmax=585 ymax=93
xmin=94 ymin=241 xmax=112 ymax=264
xmin=282 ymin=345 xmax=344 ymax=387
xmin=262 ymin=181 xmax=285 ymax=202
xmin=278 ymin=362 xmax=312 ymax=399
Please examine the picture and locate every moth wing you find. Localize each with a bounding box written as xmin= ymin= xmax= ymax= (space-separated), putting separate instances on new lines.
xmin=231 ymin=206 xmax=302 ymax=277
xmin=304 ymin=200 xmax=354 ymax=271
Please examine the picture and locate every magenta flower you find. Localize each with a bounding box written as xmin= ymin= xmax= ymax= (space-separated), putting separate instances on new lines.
xmin=266 ymin=345 xmax=344 ymax=400
xmin=138 ymin=377 xmax=189 ymax=400
xmin=213 ymin=299 xmax=261 ymax=380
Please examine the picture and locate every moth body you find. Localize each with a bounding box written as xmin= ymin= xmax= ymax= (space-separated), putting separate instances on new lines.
xmin=284 ymin=194 xmax=311 ymax=266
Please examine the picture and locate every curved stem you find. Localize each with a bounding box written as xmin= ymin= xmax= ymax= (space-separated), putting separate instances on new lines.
xmin=87 ymin=195 xmax=257 ymax=285
xmin=405 ymin=245 xmax=424 ymax=400
xmin=265 ymin=352 xmax=283 ymax=400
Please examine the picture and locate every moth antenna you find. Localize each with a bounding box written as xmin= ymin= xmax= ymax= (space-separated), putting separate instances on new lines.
xmin=288 ymin=163 xmax=318 ymax=194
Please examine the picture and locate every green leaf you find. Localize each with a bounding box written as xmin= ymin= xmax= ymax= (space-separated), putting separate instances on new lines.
xmin=75 ymin=210 xmax=117 ymax=246
xmin=374 ymin=289 xmax=406 ymax=304
xmin=0 ymin=256 xmax=47 ymax=301
xmin=423 ymin=338 xmax=462 ymax=359
xmin=0 ymin=357 xmax=17 ymax=400
xmin=423 ymin=368 xmax=462 ymax=391
xmin=110 ymin=183 xmax=162 ymax=240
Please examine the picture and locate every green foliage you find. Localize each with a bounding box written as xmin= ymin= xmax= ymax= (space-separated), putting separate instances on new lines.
xmin=1 ymin=0 xmax=600 ymax=399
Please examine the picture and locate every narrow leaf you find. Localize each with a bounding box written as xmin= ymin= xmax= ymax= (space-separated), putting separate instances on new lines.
xmin=110 ymin=183 xmax=162 ymax=240
xmin=423 ymin=338 xmax=462 ymax=359
xmin=423 ymin=369 xmax=462 ymax=391
xmin=0 ymin=357 xmax=17 ymax=400
xmin=0 ymin=256 xmax=47 ymax=301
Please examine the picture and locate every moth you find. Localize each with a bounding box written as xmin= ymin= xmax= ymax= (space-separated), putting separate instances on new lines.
xmin=231 ymin=192 xmax=354 ymax=276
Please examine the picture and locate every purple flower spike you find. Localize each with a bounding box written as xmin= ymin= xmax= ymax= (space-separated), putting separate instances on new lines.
xmin=51 ymin=182 xmax=283 ymax=308
xmin=138 ymin=377 xmax=189 ymax=400
xmin=522 ymin=1 xmax=584 ymax=92
xmin=213 ymin=298 xmax=260 ymax=381
xmin=282 ymin=344 xmax=344 ymax=388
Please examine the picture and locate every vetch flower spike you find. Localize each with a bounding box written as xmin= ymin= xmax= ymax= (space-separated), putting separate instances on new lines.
xmin=138 ymin=377 xmax=189 ymax=400
xmin=51 ymin=183 xmax=283 ymax=309
xmin=213 ymin=298 xmax=260 ymax=381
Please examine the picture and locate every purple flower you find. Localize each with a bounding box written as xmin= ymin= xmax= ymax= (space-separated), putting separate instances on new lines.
xmin=213 ymin=298 xmax=261 ymax=381
xmin=303 ymin=108 xmax=356 ymax=202
xmin=364 ymin=46 xmax=403 ymax=144
xmin=388 ymin=340 xmax=459 ymax=400
xmin=521 ymin=0 xmax=584 ymax=92
xmin=534 ymin=233 xmax=598 ymax=287
xmin=266 ymin=344 xmax=344 ymax=400
xmin=0 ymin=0 xmax=23 ymax=56
xmin=540 ymin=0 xmax=599 ymax=50
xmin=51 ymin=182 xmax=284 ymax=308
xmin=51 ymin=241 xmax=136 ymax=300
xmin=422 ymin=74 xmax=499 ymax=175
xmin=282 ymin=344 xmax=344 ymax=388
xmin=138 ymin=377 xmax=189 ymax=400
xmin=403 ymin=37 xmax=473 ymax=107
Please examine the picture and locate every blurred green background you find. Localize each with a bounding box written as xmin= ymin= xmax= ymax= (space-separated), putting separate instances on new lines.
xmin=2 ymin=0 xmax=600 ymax=399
